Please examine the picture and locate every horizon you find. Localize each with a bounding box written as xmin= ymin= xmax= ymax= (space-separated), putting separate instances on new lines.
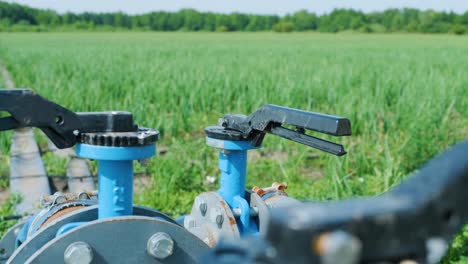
xmin=4 ymin=0 xmax=468 ymax=16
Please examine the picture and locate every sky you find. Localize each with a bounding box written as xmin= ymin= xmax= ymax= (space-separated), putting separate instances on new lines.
xmin=5 ymin=0 xmax=468 ymax=15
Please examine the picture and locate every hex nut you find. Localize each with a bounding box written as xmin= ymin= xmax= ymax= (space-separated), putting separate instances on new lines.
xmin=64 ymin=241 xmax=93 ymax=264
xmin=147 ymin=232 xmax=174 ymax=259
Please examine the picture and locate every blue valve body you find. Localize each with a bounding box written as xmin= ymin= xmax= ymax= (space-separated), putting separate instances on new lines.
xmin=76 ymin=143 xmax=156 ymax=219
xmin=206 ymin=137 xmax=259 ymax=234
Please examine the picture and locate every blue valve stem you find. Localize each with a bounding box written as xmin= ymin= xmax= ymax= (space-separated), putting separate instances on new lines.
xmin=218 ymin=149 xmax=248 ymax=206
xmin=76 ymin=143 xmax=156 ymax=220
xmin=206 ymin=138 xmax=258 ymax=207
xmin=98 ymin=160 xmax=134 ymax=218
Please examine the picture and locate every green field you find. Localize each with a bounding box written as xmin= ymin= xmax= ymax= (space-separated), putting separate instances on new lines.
xmin=0 ymin=32 xmax=467 ymax=262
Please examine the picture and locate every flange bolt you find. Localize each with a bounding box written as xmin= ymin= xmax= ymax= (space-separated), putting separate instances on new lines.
xmin=64 ymin=241 xmax=94 ymax=264
xmin=147 ymin=232 xmax=174 ymax=259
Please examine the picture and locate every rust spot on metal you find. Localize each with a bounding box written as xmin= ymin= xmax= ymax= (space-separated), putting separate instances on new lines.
xmin=205 ymin=229 xmax=217 ymax=248
xmin=252 ymin=186 xmax=266 ymax=197
xmin=40 ymin=206 xmax=85 ymax=229
xmin=253 ymin=182 xmax=289 ymax=198
xmin=312 ymin=233 xmax=329 ymax=256
xmin=220 ymin=200 xmax=226 ymax=206
xmin=228 ymin=217 xmax=236 ymax=225
xmin=272 ymin=182 xmax=288 ymax=192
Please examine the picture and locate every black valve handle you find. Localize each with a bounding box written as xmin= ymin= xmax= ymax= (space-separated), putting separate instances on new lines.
xmin=205 ymin=104 xmax=351 ymax=156
xmin=0 ymin=89 xmax=158 ymax=148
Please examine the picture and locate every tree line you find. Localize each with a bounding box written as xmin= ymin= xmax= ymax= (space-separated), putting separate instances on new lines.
xmin=0 ymin=1 xmax=467 ymax=34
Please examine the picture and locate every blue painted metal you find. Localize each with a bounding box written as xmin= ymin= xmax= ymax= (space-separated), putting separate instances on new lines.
xmin=239 ymin=219 xmax=259 ymax=236
xmin=218 ymin=149 xmax=248 ymax=206
xmin=15 ymin=213 xmax=35 ymax=248
xmin=76 ymin=144 xmax=155 ymax=161
xmin=55 ymin=222 xmax=86 ymax=237
xmin=76 ymin=143 xmax=156 ymax=219
xmin=233 ymin=196 xmax=251 ymax=229
xmin=207 ymin=137 xmax=260 ymax=234
xmin=210 ymin=138 xmax=257 ymax=206
xmin=98 ymin=160 xmax=134 ymax=218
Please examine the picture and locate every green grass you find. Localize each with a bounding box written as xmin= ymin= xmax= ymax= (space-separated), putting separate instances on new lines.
xmin=0 ymin=32 xmax=467 ymax=261
xmin=0 ymin=195 xmax=20 ymax=237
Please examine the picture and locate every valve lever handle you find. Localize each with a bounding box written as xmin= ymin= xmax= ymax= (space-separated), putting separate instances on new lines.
xmin=214 ymin=104 xmax=351 ymax=156
xmin=0 ymin=89 xmax=82 ymax=148
xmin=0 ymin=89 xmax=152 ymax=149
